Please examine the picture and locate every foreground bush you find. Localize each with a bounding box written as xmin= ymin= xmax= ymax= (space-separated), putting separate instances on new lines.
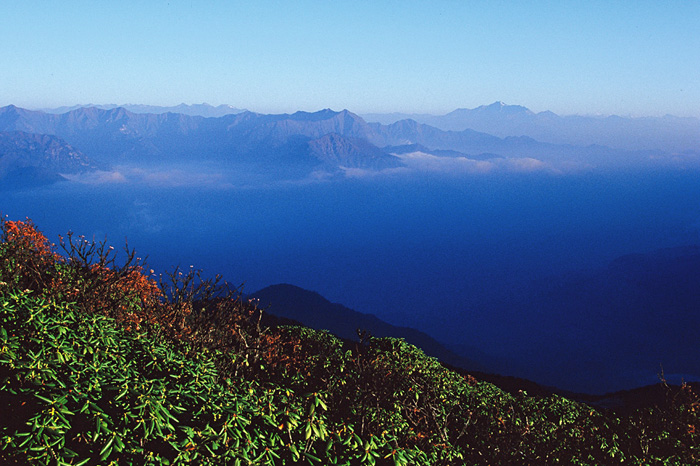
xmin=0 ymin=219 xmax=422 ymax=464
xmin=1 ymin=217 xmax=699 ymax=464
xmin=0 ymin=289 xmax=426 ymax=465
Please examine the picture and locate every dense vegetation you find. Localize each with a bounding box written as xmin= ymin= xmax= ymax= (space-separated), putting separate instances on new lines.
xmin=1 ymin=218 xmax=698 ymax=465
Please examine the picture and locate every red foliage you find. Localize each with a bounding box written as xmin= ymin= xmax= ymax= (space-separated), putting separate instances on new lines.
xmin=81 ymin=263 xmax=162 ymax=330
xmin=4 ymin=219 xmax=58 ymax=259
xmin=260 ymin=331 xmax=303 ymax=374
xmin=0 ymin=218 xmax=60 ymax=291
xmin=0 ymin=217 xmax=294 ymax=379
xmin=1 ymin=217 xmax=162 ymax=329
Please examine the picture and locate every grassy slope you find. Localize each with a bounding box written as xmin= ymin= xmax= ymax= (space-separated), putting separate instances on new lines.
xmin=1 ymin=218 xmax=699 ymax=465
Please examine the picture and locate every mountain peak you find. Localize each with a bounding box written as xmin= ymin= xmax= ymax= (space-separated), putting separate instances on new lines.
xmin=480 ymin=101 xmax=533 ymax=115
xmin=289 ymin=109 xmax=340 ymax=121
xmin=0 ymin=104 xmax=28 ymax=116
xmin=285 ymin=109 xmax=368 ymax=128
xmin=0 ymin=105 xmax=42 ymax=129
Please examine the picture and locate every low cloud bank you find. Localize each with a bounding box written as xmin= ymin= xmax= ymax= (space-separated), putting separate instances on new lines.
xmin=63 ymin=166 xmax=237 ymax=189
xmin=396 ymin=151 xmax=563 ymax=174
xmin=341 ymin=151 xmax=570 ymax=178
xmin=62 ymin=170 xmax=128 ymax=184
xmin=61 ymin=148 xmax=700 ymax=189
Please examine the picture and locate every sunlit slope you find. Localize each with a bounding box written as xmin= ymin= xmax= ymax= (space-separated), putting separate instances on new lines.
xmin=1 ymin=218 xmax=699 ymax=464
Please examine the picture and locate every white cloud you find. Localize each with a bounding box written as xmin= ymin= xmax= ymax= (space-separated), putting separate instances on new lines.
xmin=393 ymin=151 xmax=560 ymax=175
xmin=339 ymin=166 xmax=410 ymax=179
xmin=61 ymin=170 xmax=128 ymax=184
xmin=66 ymin=165 xmax=243 ymax=189
xmin=502 ymin=157 xmax=549 ymax=173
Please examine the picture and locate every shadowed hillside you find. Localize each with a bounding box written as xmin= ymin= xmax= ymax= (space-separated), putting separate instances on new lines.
xmin=252 ymin=283 xmax=487 ymax=372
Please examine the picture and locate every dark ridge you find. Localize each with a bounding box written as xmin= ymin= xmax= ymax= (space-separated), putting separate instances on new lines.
xmin=252 ymin=283 xmax=488 ymax=372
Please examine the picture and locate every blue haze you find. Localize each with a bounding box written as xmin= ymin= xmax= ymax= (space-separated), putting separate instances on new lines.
xmin=3 ymin=166 xmax=700 ymax=392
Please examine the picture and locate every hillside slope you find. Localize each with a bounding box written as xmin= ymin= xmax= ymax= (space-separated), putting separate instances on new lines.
xmin=1 ymin=218 xmax=699 ymax=464
xmin=253 ymin=283 xmax=487 ymax=372
xmin=0 ymin=130 xmax=97 ymax=188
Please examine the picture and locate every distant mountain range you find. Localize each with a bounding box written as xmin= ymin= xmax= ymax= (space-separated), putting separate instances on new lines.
xmin=0 ymin=105 xmax=402 ymax=172
xmin=1 ymin=103 xmax=696 ymax=187
xmin=35 ymin=101 xmax=700 ymax=154
xmin=363 ymin=101 xmax=700 ymax=153
xmin=39 ymin=103 xmax=247 ymax=118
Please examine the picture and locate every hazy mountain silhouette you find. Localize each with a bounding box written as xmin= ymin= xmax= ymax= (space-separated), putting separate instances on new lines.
xmin=308 ymin=133 xmax=403 ymax=170
xmin=365 ymin=117 xmax=665 ymax=168
xmin=0 ymin=130 xmax=97 ymax=188
xmin=0 ymin=104 xmax=684 ymax=178
xmin=363 ymin=101 xmax=700 ymax=153
xmin=251 ymin=283 xmax=488 ymax=372
xmin=0 ymin=106 xmax=401 ymax=171
xmin=479 ymin=245 xmax=700 ymax=393
xmin=249 ymin=285 xmax=688 ymax=404
xmin=39 ymin=103 xmax=246 ymax=118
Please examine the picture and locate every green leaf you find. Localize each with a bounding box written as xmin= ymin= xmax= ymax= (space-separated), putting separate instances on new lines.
xmin=34 ymin=393 xmax=54 ymax=404
xmin=99 ymin=436 xmax=114 ymax=461
xmin=304 ymin=451 xmax=321 ymax=463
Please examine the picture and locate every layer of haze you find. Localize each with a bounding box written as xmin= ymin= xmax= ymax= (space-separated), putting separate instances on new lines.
xmin=1 ymin=1 xmax=699 ymax=117
xmin=4 ymin=163 xmax=700 ymax=393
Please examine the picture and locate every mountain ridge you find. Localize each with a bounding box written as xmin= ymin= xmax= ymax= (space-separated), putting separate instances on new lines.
xmin=251 ymin=283 xmax=488 ymax=372
xmin=0 ymin=104 xmax=688 ymax=184
xmin=38 ymin=102 xmax=247 ymax=118
xmin=0 ymin=106 xmax=401 ymax=172
xmin=362 ymin=101 xmax=700 ymax=152
xmin=0 ymin=130 xmax=98 ymax=188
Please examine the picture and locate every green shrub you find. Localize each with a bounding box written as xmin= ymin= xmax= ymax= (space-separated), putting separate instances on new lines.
xmin=2 ymin=217 xmax=700 ymax=465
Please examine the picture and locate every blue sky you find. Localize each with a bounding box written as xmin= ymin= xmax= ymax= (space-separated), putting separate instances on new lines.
xmin=1 ymin=1 xmax=698 ymax=116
